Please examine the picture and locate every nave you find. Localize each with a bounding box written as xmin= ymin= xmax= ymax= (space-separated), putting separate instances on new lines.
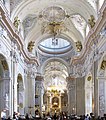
xmin=0 ymin=0 xmax=106 ymax=120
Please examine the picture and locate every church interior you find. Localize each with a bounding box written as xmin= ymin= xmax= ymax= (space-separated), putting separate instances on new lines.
xmin=0 ymin=0 xmax=106 ymax=119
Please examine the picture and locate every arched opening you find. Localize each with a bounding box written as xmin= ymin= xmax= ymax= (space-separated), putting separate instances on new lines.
xmin=0 ymin=54 xmax=10 ymax=116
xmin=17 ymin=74 xmax=24 ymax=114
xmin=85 ymin=75 xmax=93 ymax=115
xmin=42 ymin=60 xmax=68 ymax=115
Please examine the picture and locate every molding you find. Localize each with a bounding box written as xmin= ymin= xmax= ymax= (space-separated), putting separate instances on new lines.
xmin=0 ymin=2 xmax=39 ymax=66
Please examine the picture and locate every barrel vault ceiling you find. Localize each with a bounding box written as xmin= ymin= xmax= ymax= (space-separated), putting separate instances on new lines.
xmin=10 ymin=0 xmax=105 ymax=90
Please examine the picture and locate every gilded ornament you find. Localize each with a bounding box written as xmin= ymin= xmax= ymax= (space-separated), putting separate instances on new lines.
xmin=75 ymin=41 xmax=82 ymax=52
xmin=101 ymin=60 xmax=106 ymax=70
xmin=88 ymin=15 xmax=95 ymax=28
xmin=42 ymin=21 xmax=68 ymax=36
xmin=27 ymin=41 xmax=35 ymax=52
xmin=87 ymin=76 xmax=92 ymax=81
xmin=13 ymin=16 xmax=20 ymax=28
xmin=1 ymin=60 xmax=8 ymax=70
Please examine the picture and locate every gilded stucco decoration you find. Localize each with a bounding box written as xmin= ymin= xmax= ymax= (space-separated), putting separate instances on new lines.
xmin=75 ymin=41 xmax=82 ymax=52
xmin=1 ymin=60 xmax=8 ymax=70
xmin=41 ymin=6 xmax=69 ymax=36
xmin=17 ymin=74 xmax=23 ymax=81
xmin=41 ymin=21 xmax=68 ymax=36
xmin=88 ymin=15 xmax=95 ymax=28
xmin=13 ymin=16 xmax=20 ymax=28
xmin=27 ymin=41 xmax=35 ymax=52
xmin=87 ymin=76 xmax=92 ymax=81
xmin=101 ymin=60 xmax=106 ymax=70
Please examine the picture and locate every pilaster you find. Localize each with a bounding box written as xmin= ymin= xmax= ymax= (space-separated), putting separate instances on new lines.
xmin=66 ymin=76 xmax=76 ymax=115
xmin=98 ymin=76 xmax=106 ymax=117
xmin=35 ymin=75 xmax=44 ymax=114
xmin=76 ymin=77 xmax=85 ymax=115
xmin=27 ymin=72 xmax=35 ymax=115
xmin=93 ymin=60 xmax=99 ymax=117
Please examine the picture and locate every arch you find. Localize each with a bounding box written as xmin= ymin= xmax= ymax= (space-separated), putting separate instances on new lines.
xmin=0 ymin=52 xmax=10 ymax=76
xmin=0 ymin=54 xmax=9 ymax=72
xmin=40 ymin=57 xmax=70 ymax=75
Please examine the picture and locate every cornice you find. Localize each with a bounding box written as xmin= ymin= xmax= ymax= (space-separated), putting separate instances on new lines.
xmin=0 ymin=2 xmax=39 ymax=66
xmin=71 ymin=2 xmax=106 ymax=65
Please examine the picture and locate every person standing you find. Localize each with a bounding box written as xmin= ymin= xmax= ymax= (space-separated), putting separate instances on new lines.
xmin=1 ymin=110 xmax=6 ymax=120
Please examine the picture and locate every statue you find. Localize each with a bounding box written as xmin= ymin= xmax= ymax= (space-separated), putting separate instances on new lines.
xmin=13 ymin=16 xmax=20 ymax=28
xmin=75 ymin=41 xmax=82 ymax=52
xmin=88 ymin=15 xmax=95 ymax=28
xmin=27 ymin=41 xmax=35 ymax=52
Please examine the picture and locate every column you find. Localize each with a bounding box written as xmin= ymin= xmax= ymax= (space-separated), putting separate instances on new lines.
xmin=66 ymin=76 xmax=76 ymax=115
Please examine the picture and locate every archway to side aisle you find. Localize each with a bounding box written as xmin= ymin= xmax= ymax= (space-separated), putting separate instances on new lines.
xmin=0 ymin=54 xmax=10 ymax=116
